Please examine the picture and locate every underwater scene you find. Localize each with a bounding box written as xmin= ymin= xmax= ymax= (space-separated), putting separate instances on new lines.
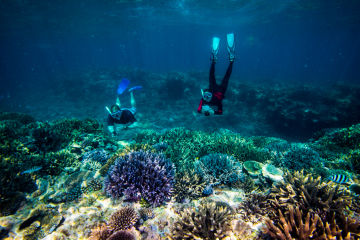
xmin=1 ymin=0 xmax=360 ymax=239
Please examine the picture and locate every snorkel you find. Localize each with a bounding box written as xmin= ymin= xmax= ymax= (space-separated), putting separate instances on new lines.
xmin=201 ymin=89 xmax=213 ymax=102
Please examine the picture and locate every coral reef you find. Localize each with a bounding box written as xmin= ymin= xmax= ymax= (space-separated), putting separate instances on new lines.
xmin=138 ymin=208 xmax=155 ymax=223
xmin=82 ymin=149 xmax=110 ymax=165
xmin=237 ymin=193 xmax=270 ymax=223
xmin=19 ymin=204 xmax=64 ymax=240
xmin=269 ymin=170 xmax=353 ymax=217
xmin=194 ymin=153 xmax=243 ymax=186
xmin=265 ymin=205 xmax=320 ymax=240
xmin=281 ymin=144 xmax=323 ymax=171
xmin=135 ymin=128 xmax=272 ymax=171
xmin=243 ymin=160 xmax=263 ymax=177
xmin=108 ymin=207 xmax=139 ymax=232
xmin=171 ymin=201 xmax=233 ymax=240
xmin=105 ymin=151 xmax=175 ymax=206
xmin=173 ymin=170 xmax=206 ymax=203
xmin=264 ymin=170 xmax=360 ymax=239
xmin=107 ymin=230 xmax=136 ymax=240
xmin=265 ymin=205 xmax=360 ymax=240
xmin=89 ymin=223 xmax=112 ymax=240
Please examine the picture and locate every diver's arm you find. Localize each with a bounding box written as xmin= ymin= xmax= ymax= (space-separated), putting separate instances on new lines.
xmin=107 ymin=115 xmax=116 ymax=136
xmin=130 ymin=91 xmax=136 ymax=108
xmin=197 ymin=99 xmax=203 ymax=113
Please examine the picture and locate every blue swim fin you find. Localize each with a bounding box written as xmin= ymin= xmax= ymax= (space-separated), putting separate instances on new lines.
xmin=211 ymin=37 xmax=220 ymax=62
xmin=117 ymin=78 xmax=130 ymax=95
xmin=128 ymin=86 xmax=143 ymax=92
xmin=227 ymin=33 xmax=235 ymax=62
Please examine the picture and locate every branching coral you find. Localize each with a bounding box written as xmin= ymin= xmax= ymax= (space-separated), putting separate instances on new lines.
xmin=173 ymin=170 xmax=206 ymax=203
xmin=135 ymin=127 xmax=272 ymax=170
xmin=108 ymin=207 xmax=139 ymax=232
xmin=268 ymin=170 xmax=353 ymax=217
xmin=104 ymin=151 xmax=175 ymax=206
xmin=237 ymin=193 xmax=270 ymax=223
xmin=265 ymin=170 xmax=360 ymax=239
xmin=171 ymin=201 xmax=233 ymax=240
xmin=281 ymin=144 xmax=323 ymax=171
xmin=265 ymin=205 xmax=320 ymax=240
xmin=194 ymin=153 xmax=243 ymax=186
xmin=265 ymin=205 xmax=360 ymax=240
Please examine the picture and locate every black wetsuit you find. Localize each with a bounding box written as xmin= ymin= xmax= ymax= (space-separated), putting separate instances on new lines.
xmin=198 ymin=61 xmax=233 ymax=115
xmin=107 ymin=109 xmax=136 ymax=126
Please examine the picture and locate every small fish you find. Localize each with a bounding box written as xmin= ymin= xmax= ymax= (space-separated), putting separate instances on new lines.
xmin=328 ymin=174 xmax=350 ymax=184
xmin=21 ymin=166 xmax=42 ymax=175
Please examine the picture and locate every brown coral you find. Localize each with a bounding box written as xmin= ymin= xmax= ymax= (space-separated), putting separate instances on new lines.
xmin=265 ymin=205 xmax=360 ymax=240
xmin=265 ymin=205 xmax=320 ymax=240
xmin=268 ymin=170 xmax=353 ymax=218
xmin=107 ymin=230 xmax=136 ymax=240
xmin=89 ymin=223 xmax=112 ymax=240
xmin=173 ymin=170 xmax=206 ymax=203
xmin=108 ymin=207 xmax=139 ymax=232
xmin=171 ymin=201 xmax=233 ymax=240
xmin=237 ymin=193 xmax=270 ymax=223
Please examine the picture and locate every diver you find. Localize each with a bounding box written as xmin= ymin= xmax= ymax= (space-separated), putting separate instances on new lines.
xmin=197 ymin=33 xmax=235 ymax=116
xmin=106 ymin=79 xmax=142 ymax=136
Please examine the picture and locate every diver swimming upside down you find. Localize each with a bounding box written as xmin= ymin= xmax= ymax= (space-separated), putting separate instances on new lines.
xmin=198 ymin=33 xmax=235 ymax=116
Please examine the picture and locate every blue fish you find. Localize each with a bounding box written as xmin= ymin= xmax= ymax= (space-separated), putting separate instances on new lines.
xmin=117 ymin=78 xmax=130 ymax=95
xmin=21 ymin=166 xmax=42 ymax=175
xmin=328 ymin=174 xmax=350 ymax=184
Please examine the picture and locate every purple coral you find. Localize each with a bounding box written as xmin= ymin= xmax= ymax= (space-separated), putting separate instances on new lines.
xmin=104 ymin=151 xmax=175 ymax=207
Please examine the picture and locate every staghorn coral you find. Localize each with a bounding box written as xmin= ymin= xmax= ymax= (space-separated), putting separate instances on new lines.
xmin=104 ymin=151 xmax=175 ymax=206
xmin=173 ymin=170 xmax=206 ymax=203
xmin=171 ymin=201 xmax=233 ymax=240
xmin=108 ymin=207 xmax=139 ymax=232
xmin=265 ymin=205 xmax=360 ymax=240
xmin=265 ymin=205 xmax=320 ymax=240
xmin=268 ymin=170 xmax=353 ymax=218
xmin=194 ymin=153 xmax=243 ymax=186
xmin=107 ymin=230 xmax=136 ymax=240
xmin=237 ymin=193 xmax=270 ymax=223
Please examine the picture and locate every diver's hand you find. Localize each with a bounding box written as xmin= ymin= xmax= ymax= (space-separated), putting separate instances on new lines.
xmin=202 ymin=105 xmax=214 ymax=116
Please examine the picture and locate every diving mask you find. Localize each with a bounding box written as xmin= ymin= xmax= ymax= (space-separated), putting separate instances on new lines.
xmin=201 ymin=89 xmax=213 ymax=102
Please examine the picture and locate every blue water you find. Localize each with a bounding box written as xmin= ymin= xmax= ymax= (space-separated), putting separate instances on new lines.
xmin=1 ymin=0 xmax=359 ymax=87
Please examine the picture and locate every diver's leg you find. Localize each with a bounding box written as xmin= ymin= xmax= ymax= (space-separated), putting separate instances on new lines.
xmin=220 ymin=61 xmax=233 ymax=94
xmin=116 ymin=97 xmax=121 ymax=107
xmin=130 ymin=91 xmax=136 ymax=108
xmin=209 ymin=61 xmax=216 ymax=90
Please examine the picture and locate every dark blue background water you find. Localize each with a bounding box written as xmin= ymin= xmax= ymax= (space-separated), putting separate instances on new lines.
xmin=1 ymin=0 xmax=360 ymax=98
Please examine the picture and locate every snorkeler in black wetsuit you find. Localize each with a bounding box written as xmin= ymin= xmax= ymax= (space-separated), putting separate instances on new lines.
xmin=198 ymin=33 xmax=235 ymax=116
xmin=106 ymin=90 xmax=137 ymax=136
